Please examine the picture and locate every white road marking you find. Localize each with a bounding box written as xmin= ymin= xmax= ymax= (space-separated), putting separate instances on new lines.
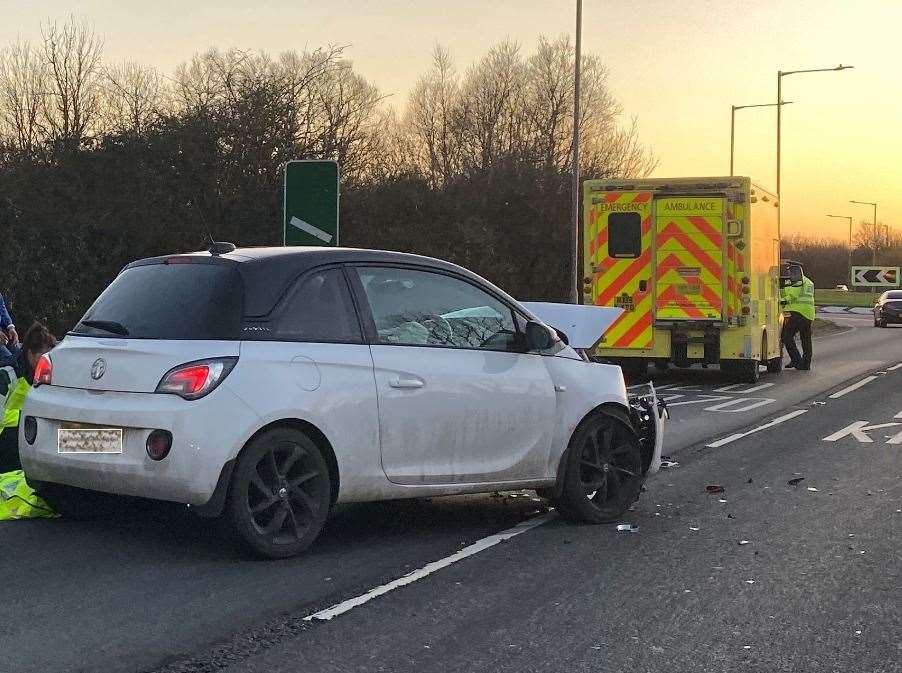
xmin=667 ymin=395 xmax=732 ymax=407
xmin=828 ymin=376 xmax=878 ymax=399
xmin=713 ymin=383 xmax=774 ymax=393
xmin=303 ymin=513 xmax=555 ymax=622
xmin=290 ymin=216 xmax=334 ymax=243
xmin=705 ymin=409 xmax=808 ymax=448
xmin=822 ymin=421 xmax=902 ymax=443
xmin=703 ymin=397 xmax=776 ymax=413
xmin=888 ymin=363 xmax=902 ymax=372
xmin=896 ymin=410 xmax=902 ymax=419
xmin=887 ymin=429 xmax=902 ymax=445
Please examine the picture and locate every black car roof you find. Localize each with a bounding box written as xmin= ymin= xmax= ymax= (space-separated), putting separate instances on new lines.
xmin=127 ymin=246 xmax=522 ymax=318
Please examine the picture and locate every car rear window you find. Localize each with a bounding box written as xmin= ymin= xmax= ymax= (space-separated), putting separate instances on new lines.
xmin=71 ymin=262 xmax=243 ymax=339
xmin=608 ymin=212 xmax=642 ymax=258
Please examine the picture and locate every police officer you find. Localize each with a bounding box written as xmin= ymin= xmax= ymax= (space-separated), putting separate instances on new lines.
xmin=0 ymin=323 xmax=56 ymax=471
xmin=780 ymin=264 xmax=815 ymax=370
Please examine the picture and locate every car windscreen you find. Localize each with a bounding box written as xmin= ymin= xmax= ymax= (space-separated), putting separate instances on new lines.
xmin=70 ymin=262 xmax=243 ymax=339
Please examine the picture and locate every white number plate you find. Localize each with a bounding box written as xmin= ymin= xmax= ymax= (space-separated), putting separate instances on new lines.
xmin=58 ymin=428 xmax=123 ymax=454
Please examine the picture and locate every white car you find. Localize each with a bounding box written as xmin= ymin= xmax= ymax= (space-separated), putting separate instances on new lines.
xmin=20 ymin=245 xmax=664 ymax=558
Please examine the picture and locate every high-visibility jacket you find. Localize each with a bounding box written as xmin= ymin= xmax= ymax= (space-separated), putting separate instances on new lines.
xmin=0 ymin=470 xmax=56 ymax=520
xmin=781 ymin=275 xmax=815 ymax=321
xmin=2 ymin=366 xmax=29 ymax=429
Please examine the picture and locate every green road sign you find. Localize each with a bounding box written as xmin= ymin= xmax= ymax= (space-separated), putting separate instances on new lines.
xmin=283 ymin=160 xmax=339 ymax=246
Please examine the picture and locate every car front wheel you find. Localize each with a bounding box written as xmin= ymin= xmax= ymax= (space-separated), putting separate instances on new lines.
xmin=225 ymin=427 xmax=332 ymax=559
xmin=553 ymin=409 xmax=644 ymax=524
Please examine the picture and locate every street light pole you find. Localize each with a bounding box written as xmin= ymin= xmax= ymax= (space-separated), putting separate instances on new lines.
xmin=850 ymin=200 xmax=878 ymax=265
xmin=827 ymin=214 xmax=853 ymax=285
xmin=776 ymin=65 xmax=853 ymax=229
xmin=570 ymin=0 xmax=582 ymax=304
xmin=731 ymin=101 xmax=791 ymax=176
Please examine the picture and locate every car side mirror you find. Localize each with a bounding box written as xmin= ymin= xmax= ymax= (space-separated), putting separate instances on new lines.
xmin=525 ymin=321 xmax=556 ymax=351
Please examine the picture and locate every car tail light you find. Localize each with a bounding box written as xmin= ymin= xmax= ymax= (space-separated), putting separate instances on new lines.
xmin=155 ymin=357 xmax=237 ymax=400
xmin=33 ymin=354 xmax=52 ymax=387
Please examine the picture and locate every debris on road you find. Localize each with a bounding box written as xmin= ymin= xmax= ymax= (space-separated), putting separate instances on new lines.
xmin=689 ymin=527 xmax=700 ymax=531
xmin=807 ymin=487 xmax=819 ymax=492
xmin=616 ymin=524 xmax=639 ymax=533
xmin=738 ymin=540 xmax=751 ymax=546
xmin=660 ymin=459 xmax=680 ymax=469
xmin=718 ymin=499 xmax=728 ymax=503
xmin=706 ymin=485 xmax=725 ymax=494
xmin=746 ymin=478 xmax=753 ymax=484
xmin=788 ymin=477 xmax=805 ymax=486
xmin=745 ymin=580 xmax=756 ymax=584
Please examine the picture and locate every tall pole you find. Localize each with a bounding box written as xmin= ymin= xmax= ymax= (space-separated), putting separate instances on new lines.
xmin=730 ymin=106 xmax=736 ymax=176
xmin=776 ymin=72 xmax=782 ymax=200
xmin=570 ymin=0 xmax=582 ymax=304
xmin=776 ymin=65 xmax=852 ymax=238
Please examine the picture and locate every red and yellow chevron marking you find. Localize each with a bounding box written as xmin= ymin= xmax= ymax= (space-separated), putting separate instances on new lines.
xmin=586 ymin=191 xmax=653 ymax=349
xmin=654 ymin=203 xmax=725 ymax=321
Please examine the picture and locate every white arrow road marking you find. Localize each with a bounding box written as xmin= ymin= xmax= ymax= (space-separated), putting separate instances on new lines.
xmin=822 ymin=421 xmax=902 ymax=443
xmin=290 ymin=216 xmax=333 ymax=243
xmin=829 ymin=376 xmax=878 ymax=399
xmin=896 ymin=410 xmax=902 ymax=419
xmin=706 ymin=409 xmax=808 ymax=448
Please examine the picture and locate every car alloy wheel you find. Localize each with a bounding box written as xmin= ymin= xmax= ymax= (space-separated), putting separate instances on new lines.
xmin=553 ymin=410 xmax=644 ymax=523
xmin=228 ymin=428 xmax=331 ymax=558
xmin=578 ymin=420 xmax=642 ymax=510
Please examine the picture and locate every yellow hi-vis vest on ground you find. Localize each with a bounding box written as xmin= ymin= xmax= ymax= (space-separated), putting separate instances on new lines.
xmin=0 ymin=470 xmax=56 ymax=519
xmin=782 ymin=276 xmax=816 ymax=321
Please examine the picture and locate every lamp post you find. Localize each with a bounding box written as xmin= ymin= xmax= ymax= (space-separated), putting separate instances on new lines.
xmin=570 ymin=0 xmax=582 ymax=304
xmin=827 ymin=214 xmax=853 ymax=285
xmin=730 ymin=101 xmax=792 ymax=176
xmin=850 ymin=200 xmax=878 ymax=264
xmin=776 ymin=65 xmax=853 ymax=232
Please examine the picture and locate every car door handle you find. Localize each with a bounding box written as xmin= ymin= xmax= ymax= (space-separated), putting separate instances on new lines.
xmin=389 ymin=378 xmax=425 ymax=389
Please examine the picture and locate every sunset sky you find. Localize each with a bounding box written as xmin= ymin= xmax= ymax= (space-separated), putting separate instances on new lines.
xmin=2 ymin=0 xmax=899 ymax=241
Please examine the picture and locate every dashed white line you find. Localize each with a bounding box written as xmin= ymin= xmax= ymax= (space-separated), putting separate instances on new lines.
xmin=828 ymin=376 xmax=878 ymax=399
xmin=303 ymin=512 xmax=555 ymax=622
xmin=706 ymin=409 xmax=809 ymax=448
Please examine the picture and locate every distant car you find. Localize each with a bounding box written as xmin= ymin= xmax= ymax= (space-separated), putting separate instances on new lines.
xmin=834 ymin=284 xmax=849 ymax=292
xmin=21 ymin=245 xmax=665 ymax=558
xmin=874 ymin=289 xmax=902 ymax=327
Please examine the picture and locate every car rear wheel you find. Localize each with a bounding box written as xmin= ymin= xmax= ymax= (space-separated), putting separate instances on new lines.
xmin=553 ymin=410 xmax=644 ymax=524
xmin=225 ymin=427 xmax=332 ymax=559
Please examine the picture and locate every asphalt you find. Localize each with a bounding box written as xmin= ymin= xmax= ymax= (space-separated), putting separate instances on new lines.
xmin=1 ymin=313 xmax=899 ymax=673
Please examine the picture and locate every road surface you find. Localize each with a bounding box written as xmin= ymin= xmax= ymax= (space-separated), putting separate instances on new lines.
xmin=3 ymin=313 xmax=899 ymax=673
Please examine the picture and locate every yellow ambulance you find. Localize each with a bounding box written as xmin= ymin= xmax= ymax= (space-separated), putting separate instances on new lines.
xmin=583 ymin=176 xmax=782 ymax=383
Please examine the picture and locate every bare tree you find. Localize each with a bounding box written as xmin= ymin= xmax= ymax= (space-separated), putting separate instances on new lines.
xmin=0 ymin=40 xmax=47 ymax=151
xmin=102 ymin=61 xmax=165 ymax=133
xmin=406 ymin=46 xmax=463 ymax=186
xmin=40 ymin=16 xmax=104 ymax=145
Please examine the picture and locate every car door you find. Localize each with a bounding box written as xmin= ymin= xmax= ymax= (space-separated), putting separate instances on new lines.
xmin=352 ymin=265 xmax=557 ymax=486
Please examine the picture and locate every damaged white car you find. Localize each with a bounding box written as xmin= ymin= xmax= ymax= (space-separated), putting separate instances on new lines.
xmin=20 ymin=245 xmax=665 ymax=558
